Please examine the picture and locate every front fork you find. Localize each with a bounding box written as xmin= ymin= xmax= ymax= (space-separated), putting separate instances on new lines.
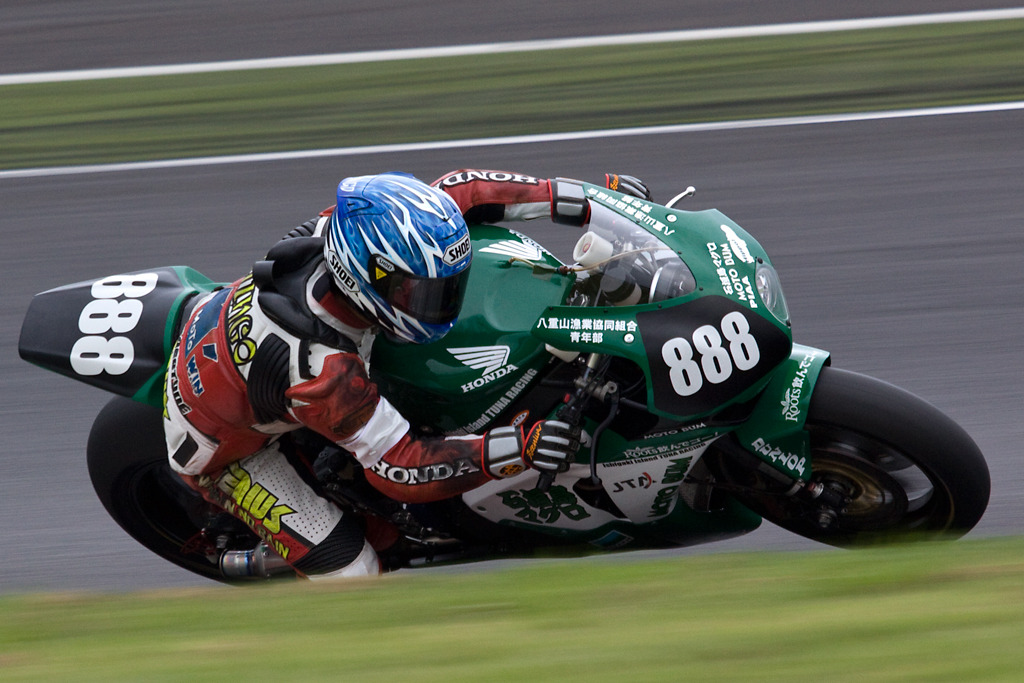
xmin=728 ymin=344 xmax=848 ymax=526
xmin=710 ymin=435 xmax=850 ymax=527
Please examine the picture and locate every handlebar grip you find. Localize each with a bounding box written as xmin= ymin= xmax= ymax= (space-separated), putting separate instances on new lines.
xmin=535 ymin=470 xmax=555 ymax=492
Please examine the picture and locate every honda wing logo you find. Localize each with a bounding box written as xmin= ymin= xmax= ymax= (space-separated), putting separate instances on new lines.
xmin=479 ymin=240 xmax=543 ymax=261
xmin=449 ymin=345 xmax=518 ymax=393
xmin=720 ymin=224 xmax=754 ymax=264
xmin=450 ymin=345 xmax=509 ymax=375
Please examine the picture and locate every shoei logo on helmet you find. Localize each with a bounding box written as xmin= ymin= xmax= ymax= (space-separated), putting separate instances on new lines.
xmin=443 ymin=235 xmax=472 ymax=266
xmin=326 ymin=251 xmax=359 ymax=294
xmin=372 ymin=255 xmax=396 ymax=283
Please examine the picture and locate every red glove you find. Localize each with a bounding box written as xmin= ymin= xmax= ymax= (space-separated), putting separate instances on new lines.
xmin=605 ymin=173 xmax=652 ymax=200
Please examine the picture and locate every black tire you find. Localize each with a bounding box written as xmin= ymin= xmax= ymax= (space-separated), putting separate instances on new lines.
xmin=710 ymin=367 xmax=990 ymax=546
xmin=87 ymin=396 xmax=259 ymax=582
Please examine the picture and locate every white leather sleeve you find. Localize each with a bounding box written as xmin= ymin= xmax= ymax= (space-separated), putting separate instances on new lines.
xmin=337 ymin=396 xmax=411 ymax=468
xmin=502 ymin=201 xmax=550 ymax=221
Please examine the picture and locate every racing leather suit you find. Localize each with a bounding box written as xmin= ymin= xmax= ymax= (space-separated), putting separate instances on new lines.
xmin=163 ymin=169 xmax=592 ymax=578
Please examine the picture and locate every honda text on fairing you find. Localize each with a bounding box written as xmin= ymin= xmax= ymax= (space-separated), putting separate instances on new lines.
xmin=19 ymin=179 xmax=990 ymax=581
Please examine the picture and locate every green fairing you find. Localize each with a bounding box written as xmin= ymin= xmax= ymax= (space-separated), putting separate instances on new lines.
xmin=531 ymin=183 xmax=794 ymax=422
xmin=581 ymin=185 xmax=781 ymax=317
xmin=531 ymin=298 xmax=790 ymax=421
xmin=132 ymin=267 xmax=220 ymax=407
xmin=369 ymin=225 xmax=574 ymax=434
xmin=483 ymin=480 xmax=763 ymax=547
xmin=733 ymin=344 xmax=831 ymax=480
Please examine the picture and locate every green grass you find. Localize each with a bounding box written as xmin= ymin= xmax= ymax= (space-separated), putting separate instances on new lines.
xmin=2 ymin=20 xmax=1023 ymax=169
xmin=2 ymin=537 xmax=1023 ymax=680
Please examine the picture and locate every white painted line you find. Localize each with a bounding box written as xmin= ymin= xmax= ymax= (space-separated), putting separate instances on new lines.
xmin=3 ymin=101 xmax=1022 ymax=180
xmin=2 ymin=9 xmax=1023 ymax=86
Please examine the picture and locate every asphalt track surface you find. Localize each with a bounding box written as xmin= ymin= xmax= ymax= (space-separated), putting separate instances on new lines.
xmin=2 ymin=0 xmax=1019 ymax=72
xmin=1 ymin=2 xmax=1021 ymax=593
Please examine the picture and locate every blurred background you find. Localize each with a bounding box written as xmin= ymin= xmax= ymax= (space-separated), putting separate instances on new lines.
xmin=1 ymin=1 xmax=1021 ymax=592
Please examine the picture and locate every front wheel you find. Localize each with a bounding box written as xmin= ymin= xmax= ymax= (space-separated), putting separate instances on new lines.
xmin=709 ymin=367 xmax=990 ymax=546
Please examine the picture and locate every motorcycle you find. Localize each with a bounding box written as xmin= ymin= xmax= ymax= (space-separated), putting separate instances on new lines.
xmin=18 ymin=180 xmax=991 ymax=581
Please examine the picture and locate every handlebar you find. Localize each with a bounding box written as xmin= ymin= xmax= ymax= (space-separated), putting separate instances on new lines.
xmin=533 ymin=353 xmax=616 ymax=492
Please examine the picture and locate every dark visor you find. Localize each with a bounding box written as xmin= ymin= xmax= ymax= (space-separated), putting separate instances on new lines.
xmin=370 ymin=264 xmax=471 ymax=325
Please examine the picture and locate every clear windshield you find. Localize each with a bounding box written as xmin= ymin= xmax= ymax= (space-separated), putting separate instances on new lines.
xmin=567 ymin=202 xmax=696 ymax=307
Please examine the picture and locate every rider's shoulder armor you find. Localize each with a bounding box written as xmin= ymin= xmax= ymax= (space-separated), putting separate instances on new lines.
xmin=280 ymin=216 xmax=319 ymax=241
xmin=245 ymin=219 xmax=358 ymax=425
xmin=251 ymin=236 xmax=356 ymax=353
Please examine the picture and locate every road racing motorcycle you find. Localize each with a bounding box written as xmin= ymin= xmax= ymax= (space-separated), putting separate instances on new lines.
xmin=19 ymin=181 xmax=991 ymax=581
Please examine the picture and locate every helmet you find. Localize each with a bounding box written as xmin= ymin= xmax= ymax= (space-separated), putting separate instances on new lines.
xmin=324 ymin=173 xmax=472 ymax=344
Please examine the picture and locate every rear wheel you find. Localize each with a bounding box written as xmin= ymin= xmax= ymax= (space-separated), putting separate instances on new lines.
xmin=87 ymin=396 xmax=264 ymax=582
xmin=708 ymin=367 xmax=990 ymax=546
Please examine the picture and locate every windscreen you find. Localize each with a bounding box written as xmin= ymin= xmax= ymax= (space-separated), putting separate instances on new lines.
xmin=569 ymin=202 xmax=696 ymax=307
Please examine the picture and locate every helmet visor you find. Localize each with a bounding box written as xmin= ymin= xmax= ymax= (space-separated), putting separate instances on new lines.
xmin=369 ymin=257 xmax=471 ymax=325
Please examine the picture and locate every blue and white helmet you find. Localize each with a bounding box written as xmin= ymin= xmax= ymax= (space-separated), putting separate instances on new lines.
xmin=324 ymin=173 xmax=472 ymax=344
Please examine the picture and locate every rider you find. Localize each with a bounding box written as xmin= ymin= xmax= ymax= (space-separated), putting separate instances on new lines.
xmin=163 ymin=169 xmax=650 ymax=579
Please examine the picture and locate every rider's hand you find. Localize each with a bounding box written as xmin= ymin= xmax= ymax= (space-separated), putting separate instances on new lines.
xmin=523 ymin=420 xmax=580 ymax=474
xmin=605 ymin=173 xmax=652 ymax=201
xmin=482 ymin=421 xmax=579 ymax=478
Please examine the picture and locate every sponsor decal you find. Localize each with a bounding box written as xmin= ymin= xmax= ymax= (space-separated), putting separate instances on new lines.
xmin=523 ymin=424 xmax=543 ymax=461
xmin=535 ymin=315 xmax=638 ymax=347
xmin=439 ymin=170 xmax=540 ymax=187
xmin=586 ymin=188 xmax=675 ymax=237
xmin=162 ymin=358 xmax=170 ymax=419
xmin=499 ymin=462 xmax=526 ymax=477
xmin=371 ymin=457 xmax=481 ymax=485
xmin=509 ymin=410 xmax=530 ymax=428
xmin=648 ymin=456 xmax=692 ymax=518
xmin=443 ymin=235 xmax=472 ymax=265
xmin=706 ymin=242 xmax=758 ymax=309
xmin=720 ymin=224 xmax=754 ymax=264
xmin=225 ymin=276 xmax=257 ymax=366
xmin=184 ymin=288 xmax=228 ymax=357
xmin=457 ymin=368 xmax=539 ymax=434
xmin=781 ymin=349 xmax=820 ymax=422
xmin=611 ymin=472 xmax=654 ymax=493
xmin=326 ymin=251 xmax=359 ymax=294
xmin=371 ymin=255 xmax=397 ymax=287
xmin=202 ymin=343 xmax=218 ymax=362
xmin=781 ymin=388 xmax=799 ymax=422
xmin=168 ymin=348 xmax=190 ymax=415
xmin=642 ymin=423 xmax=708 ymax=440
xmin=373 ymin=255 xmax=395 ymax=273
xmin=479 ymin=239 xmax=543 ymax=261
xmin=449 ymin=345 xmax=516 ymax=393
xmin=185 ymin=354 xmax=204 ymax=396
xmin=497 ymin=485 xmax=590 ymax=525
xmin=620 ymin=436 xmax=709 ymax=461
xmin=217 ymin=462 xmax=296 ymax=536
xmin=751 ymin=437 xmax=807 ymax=476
